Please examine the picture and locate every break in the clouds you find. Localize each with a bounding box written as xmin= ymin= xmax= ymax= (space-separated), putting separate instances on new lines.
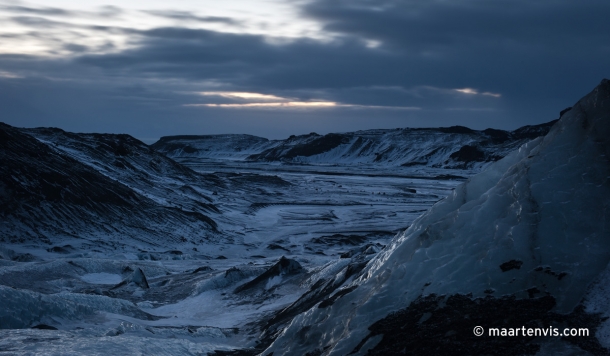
xmin=188 ymin=91 xmax=421 ymax=109
xmin=0 ymin=0 xmax=608 ymax=140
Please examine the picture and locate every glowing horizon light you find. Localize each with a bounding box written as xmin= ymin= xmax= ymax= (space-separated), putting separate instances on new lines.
xmin=454 ymin=88 xmax=501 ymax=98
xmin=190 ymin=91 xmax=340 ymax=108
xmin=199 ymin=91 xmax=286 ymax=100
xmin=454 ymin=88 xmax=478 ymax=95
xmin=187 ymin=101 xmax=338 ymax=108
xmin=185 ymin=102 xmax=422 ymax=110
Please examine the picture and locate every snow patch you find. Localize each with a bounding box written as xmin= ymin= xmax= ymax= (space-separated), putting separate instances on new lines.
xmin=265 ymin=275 xmax=282 ymax=290
xmin=80 ymin=273 xmax=123 ymax=285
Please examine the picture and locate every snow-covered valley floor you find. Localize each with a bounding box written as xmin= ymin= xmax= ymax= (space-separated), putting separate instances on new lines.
xmin=0 ymin=159 xmax=469 ymax=355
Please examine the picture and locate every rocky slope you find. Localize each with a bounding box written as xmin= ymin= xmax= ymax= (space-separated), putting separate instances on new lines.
xmin=0 ymin=123 xmax=221 ymax=251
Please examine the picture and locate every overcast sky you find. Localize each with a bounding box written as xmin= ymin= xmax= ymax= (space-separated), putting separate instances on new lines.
xmin=1 ymin=0 xmax=608 ymax=142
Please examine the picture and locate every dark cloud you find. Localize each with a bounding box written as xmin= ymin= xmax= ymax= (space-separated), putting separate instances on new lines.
xmin=7 ymin=14 xmax=125 ymax=33
xmin=1 ymin=5 xmax=72 ymax=16
xmin=298 ymin=0 xmax=610 ymax=94
xmin=77 ymin=27 xmax=409 ymax=90
xmin=0 ymin=0 xmax=608 ymax=140
xmin=74 ymin=0 xmax=610 ymax=95
xmin=303 ymin=0 xmax=610 ymax=48
xmin=144 ymin=10 xmax=240 ymax=25
xmin=9 ymin=15 xmax=66 ymax=27
xmin=1 ymin=4 xmax=122 ymax=18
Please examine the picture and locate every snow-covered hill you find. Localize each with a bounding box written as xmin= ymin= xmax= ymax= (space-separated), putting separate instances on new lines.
xmin=263 ymin=80 xmax=610 ymax=355
xmin=0 ymin=124 xmax=222 ymax=251
xmin=152 ymin=121 xmax=557 ymax=170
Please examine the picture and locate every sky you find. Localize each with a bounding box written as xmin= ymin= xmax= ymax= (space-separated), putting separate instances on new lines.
xmin=0 ymin=0 xmax=608 ymax=142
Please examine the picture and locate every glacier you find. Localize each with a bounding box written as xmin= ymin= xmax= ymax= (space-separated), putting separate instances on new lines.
xmin=263 ymin=80 xmax=610 ymax=355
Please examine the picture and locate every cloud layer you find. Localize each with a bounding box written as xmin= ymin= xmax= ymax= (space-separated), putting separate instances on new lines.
xmin=0 ymin=0 xmax=608 ymax=140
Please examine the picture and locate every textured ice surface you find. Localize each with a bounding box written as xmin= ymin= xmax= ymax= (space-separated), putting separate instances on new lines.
xmin=264 ymin=80 xmax=610 ymax=355
xmin=0 ymin=285 xmax=94 ymax=329
xmin=0 ymin=329 xmax=233 ymax=356
xmin=55 ymin=292 xmax=153 ymax=319
xmin=0 ymin=285 xmax=158 ymax=329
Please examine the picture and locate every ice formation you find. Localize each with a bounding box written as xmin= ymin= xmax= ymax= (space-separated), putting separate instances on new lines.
xmin=113 ymin=268 xmax=150 ymax=290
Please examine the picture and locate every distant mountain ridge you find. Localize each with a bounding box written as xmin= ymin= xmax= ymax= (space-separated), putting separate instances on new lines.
xmin=151 ymin=121 xmax=557 ymax=169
